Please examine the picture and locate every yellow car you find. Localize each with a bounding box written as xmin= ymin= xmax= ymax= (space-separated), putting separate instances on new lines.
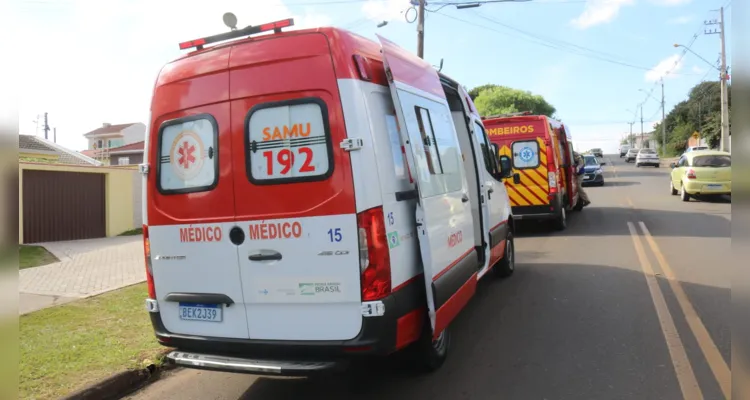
xmin=669 ymin=150 xmax=731 ymax=201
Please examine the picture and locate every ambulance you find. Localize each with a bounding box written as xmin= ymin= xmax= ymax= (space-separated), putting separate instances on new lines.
xmin=482 ymin=113 xmax=580 ymax=230
xmin=141 ymin=17 xmax=516 ymax=376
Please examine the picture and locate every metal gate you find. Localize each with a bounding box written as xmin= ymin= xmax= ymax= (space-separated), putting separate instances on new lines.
xmin=23 ymin=169 xmax=106 ymax=243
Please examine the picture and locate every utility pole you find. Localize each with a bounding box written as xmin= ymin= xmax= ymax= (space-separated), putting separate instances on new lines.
xmin=661 ymin=78 xmax=666 ymax=155
xmin=705 ymin=6 xmax=730 ymax=152
xmin=416 ymin=0 xmax=426 ymax=59
xmin=43 ymin=112 xmax=50 ymax=140
xmin=640 ymin=104 xmax=644 ymax=148
xmin=628 ymin=122 xmax=634 ymax=147
xmin=53 ymin=127 xmax=57 ymax=143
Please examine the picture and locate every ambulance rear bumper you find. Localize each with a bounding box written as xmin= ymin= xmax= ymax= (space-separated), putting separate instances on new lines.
xmin=148 ymin=275 xmax=424 ymax=375
xmin=510 ymin=193 xmax=563 ymax=220
xmin=165 ymin=351 xmax=347 ymax=376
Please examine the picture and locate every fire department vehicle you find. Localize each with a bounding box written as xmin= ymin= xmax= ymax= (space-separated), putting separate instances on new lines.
xmin=482 ymin=113 xmax=580 ymax=230
xmin=141 ymin=16 xmax=516 ymax=376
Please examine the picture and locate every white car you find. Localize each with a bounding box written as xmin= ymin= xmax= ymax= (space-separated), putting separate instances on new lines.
xmin=635 ymin=148 xmax=660 ymax=167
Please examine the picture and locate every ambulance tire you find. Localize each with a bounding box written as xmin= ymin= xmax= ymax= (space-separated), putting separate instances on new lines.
xmin=493 ymin=231 xmax=515 ymax=278
xmin=410 ymin=321 xmax=451 ymax=373
xmin=552 ymin=207 xmax=567 ymax=231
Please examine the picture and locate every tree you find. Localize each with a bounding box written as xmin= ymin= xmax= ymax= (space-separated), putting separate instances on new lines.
xmin=472 ymin=86 xmax=557 ymax=118
xmin=468 ymin=84 xmax=500 ymax=101
xmin=646 ymin=80 xmax=730 ymax=156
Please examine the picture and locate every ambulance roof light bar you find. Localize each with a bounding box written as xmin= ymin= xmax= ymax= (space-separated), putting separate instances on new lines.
xmin=481 ymin=111 xmax=533 ymax=120
xmin=178 ymin=18 xmax=295 ymax=51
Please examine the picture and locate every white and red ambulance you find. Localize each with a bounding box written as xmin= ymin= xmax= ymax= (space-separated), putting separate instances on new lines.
xmin=142 ymin=17 xmax=516 ymax=375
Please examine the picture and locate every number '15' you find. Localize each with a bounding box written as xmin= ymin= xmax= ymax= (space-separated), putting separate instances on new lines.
xmin=327 ymin=228 xmax=342 ymax=242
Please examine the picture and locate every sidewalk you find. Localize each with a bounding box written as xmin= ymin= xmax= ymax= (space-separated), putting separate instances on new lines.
xmin=20 ymin=235 xmax=146 ymax=315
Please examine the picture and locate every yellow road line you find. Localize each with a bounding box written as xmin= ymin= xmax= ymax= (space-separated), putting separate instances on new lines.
xmin=627 ymin=222 xmax=703 ymax=400
xmin=638 ymin=222 xmax=731 ymax=399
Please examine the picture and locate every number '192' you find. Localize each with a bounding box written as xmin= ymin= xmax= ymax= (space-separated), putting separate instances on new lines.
xmin=263 ymin=147 xmax=316 ymax=175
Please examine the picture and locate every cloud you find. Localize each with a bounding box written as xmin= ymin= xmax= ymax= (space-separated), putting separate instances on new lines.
xmin=651 ymin=0 xmax=692 ymax=5
xmin=667 ymin=15 xmax=693 ymax=24
xmin=692 ymin=65 xmax=705 ymax=74
xmin=14 ymin=0 xmax=331 ymax=150
xmin=362 ymin=0 xmax=408 ymax=22
xmin=645 ymin=54 xmax=684 ymax=82
xmin=570 ymin=0 xmax=635 ymax=29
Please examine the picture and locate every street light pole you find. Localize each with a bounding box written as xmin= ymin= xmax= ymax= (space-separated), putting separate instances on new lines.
xmin=661 ymin=78 xmax=666 ymax=154
xmin=628 ymin=122 xmax=634 ymax=147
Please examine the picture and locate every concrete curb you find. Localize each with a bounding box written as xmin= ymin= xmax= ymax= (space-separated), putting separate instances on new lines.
xmin=59 ymin=361 xmax=178 ymax=400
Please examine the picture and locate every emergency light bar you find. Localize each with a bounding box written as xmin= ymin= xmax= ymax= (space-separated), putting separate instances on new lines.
xmin=482 ymin=111 xmax=533 ymax=120
xmin=178 ymin=18 xmax=295 ymax=50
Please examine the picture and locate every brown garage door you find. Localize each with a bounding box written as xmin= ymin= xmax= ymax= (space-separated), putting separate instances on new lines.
xmin=23 ymin=170 xmax=106 ymax=243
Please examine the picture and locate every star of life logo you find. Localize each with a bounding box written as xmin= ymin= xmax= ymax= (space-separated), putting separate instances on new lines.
xmin=170 ymin=131 xmax=205 ymax=180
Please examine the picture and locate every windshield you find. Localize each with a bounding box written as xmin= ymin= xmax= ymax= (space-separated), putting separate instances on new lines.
xmin=640 ymin=149 xmax=656 ymax=154
xmin=692 ymin=155 xmax=730 ymax=167
xmin=584 ymin=156 xmax=599 ymax=166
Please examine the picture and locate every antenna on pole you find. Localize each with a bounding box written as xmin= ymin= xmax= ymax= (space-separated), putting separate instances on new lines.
xmin=223 ymin=12 xmax=238 ymax=31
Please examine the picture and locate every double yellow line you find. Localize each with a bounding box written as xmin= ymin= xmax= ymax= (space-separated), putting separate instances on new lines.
xmin=628 ymin=221 xmax=730 ymax=400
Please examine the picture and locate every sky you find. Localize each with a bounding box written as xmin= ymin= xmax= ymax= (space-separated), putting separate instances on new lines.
xmin=4 ymin=0 xmax=733 ymax=155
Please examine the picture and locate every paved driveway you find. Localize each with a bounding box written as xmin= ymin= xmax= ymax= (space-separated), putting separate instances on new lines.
xmin=20 ymin=235 xmax=145 ymax=315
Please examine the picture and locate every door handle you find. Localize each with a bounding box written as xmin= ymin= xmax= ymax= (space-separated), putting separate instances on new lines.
xmin=461 ymin=194 xmax=470 ymax=203
xmin=165 ymin=293 xmax=234 ymax=306
xmin=488 ymin=188 xmax=494 ymax=194
xmin=249 ymin=251 xmax=282 ymax=261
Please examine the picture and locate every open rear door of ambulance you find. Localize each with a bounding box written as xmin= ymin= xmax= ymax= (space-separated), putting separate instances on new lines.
xmin=377 ymin=35 xmax=479 ymax=340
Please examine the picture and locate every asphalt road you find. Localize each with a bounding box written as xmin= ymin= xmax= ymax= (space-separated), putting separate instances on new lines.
xmin=127 ymin=154 xmax=731 ymax=400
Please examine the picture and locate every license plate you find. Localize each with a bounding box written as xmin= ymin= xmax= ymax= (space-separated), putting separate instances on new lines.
xmin=584 ymin=174 xmax=593 ymax=180
xmin=705 ymin=184 xmax=723 ymax=190
xmin=179 ymin=302 xmax=223 ymax=322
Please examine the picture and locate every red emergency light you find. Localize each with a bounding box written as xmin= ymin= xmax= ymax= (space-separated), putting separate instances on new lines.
xmin=178 ymin=18 xmax=295 ymax=50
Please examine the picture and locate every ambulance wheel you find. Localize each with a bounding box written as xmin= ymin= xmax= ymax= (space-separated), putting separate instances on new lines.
xmin=493 ymin=231 xmax=515 ymax=278
xmin=552 ymin=208 xmax=567 ymax=231
xmin=411 ymin=322 xmax=451 ymax=372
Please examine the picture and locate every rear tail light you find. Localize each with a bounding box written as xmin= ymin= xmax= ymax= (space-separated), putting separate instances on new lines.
xmin=357 ymin=207 xmax=392 ymax=301
xmin=143 ymin=225 xmax=156 ymax=299
xmin=686 ymin=169 xmax=697 ymax=179
xmin=548 ymin=172 xmax=557 ymax=193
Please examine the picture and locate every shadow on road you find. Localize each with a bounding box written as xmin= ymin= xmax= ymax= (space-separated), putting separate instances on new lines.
xmin=689 ymin=195 xmax=731 ymax=204
xmin=609 ymin=169 xmax=665 ymax=178
xmin=235 ymin=262 xmax=728 ymax=400
xmin=590 ymin=181 xmax=641 ymax=187
xmin=514 ymin=206 xmax=729 ymax=238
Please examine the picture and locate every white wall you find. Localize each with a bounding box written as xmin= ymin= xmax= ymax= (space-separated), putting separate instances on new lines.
xmin=122 ymin=123 xmax=146 ymax=145
xmin=131 ymin=170 xmax=143 ymax=227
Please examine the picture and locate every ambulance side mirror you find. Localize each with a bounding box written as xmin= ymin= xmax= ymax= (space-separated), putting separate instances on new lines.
xmin=498 ymin=155 xmax=513 ymax=179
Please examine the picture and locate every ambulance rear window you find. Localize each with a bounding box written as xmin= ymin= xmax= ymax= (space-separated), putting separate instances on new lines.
xmin=157 ymin=114 xmax=219 ymax=194
xmin=246 ymin=98 xmax=333 ymax=185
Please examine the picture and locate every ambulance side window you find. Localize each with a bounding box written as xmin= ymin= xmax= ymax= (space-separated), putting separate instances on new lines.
xmin=414 ymin=106 xmax=443 ymax=175
xmin=245 ymin=98 xmax=333 ymax=185
xmin=413 ymin=105 xmax=463 ymax=196
xmin=472 ymin=121 xmax=496 ymax=174
xmin=157 ymin=114 xmax=219 ymax=195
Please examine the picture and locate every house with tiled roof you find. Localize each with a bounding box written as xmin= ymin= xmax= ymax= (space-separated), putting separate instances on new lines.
xmin=19 ymin=134 xmax=101 ymax=166
xmin=82 ymin=122 xmax=146 ymax=164
xmin=108 ymin=141 xmax=145 ymax=165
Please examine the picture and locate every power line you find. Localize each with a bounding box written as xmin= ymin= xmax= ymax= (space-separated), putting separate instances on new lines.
xmin=432 ymin=10 xmax=703 ymax=75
